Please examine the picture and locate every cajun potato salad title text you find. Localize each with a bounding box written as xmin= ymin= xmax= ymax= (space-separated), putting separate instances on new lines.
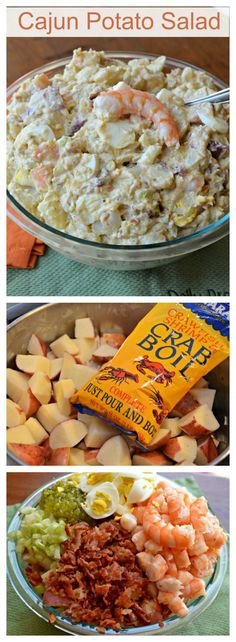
xmin=7 ymin=8 xmax=229 ymax=37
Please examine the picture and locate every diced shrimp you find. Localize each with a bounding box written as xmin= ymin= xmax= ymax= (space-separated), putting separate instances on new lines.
xmin=156 ymin=575 xmax=182 ymax=593
xmin=167 ymin=559 xmax=178 ymax=578
xmin=33 ymin=141 xmax=59 ymax=162
xmin=183 ymin=577 xmax=206 ymax=601
xmin=167 ymin=494 xmax=190 ymax=526
xmin=143 ymin=504 xmax=195 ymax=549
xmin=190 ymin=497 xmax=208 ymax=527
xmin=144 ymin=539 xmax=162 ymax=555
xmin=137 ymin=551 xmax=167 ymax=581
xmin=188 ymin=531 xmax=208 ymax=556
xmin=190 ymin=553 xmax=214 ymax=578
xmin=132 ymin=505 xmax=145 ymax=524
xmin=30 ymin=165 xmax=51 ymax=191
xmin=33 ymin=73 xmax=51 ymax=89
xmin=158 ymin=591 xmax=189 ymax=618
xmin=94 ymin=84 xmax=179 ymax=147
xmin=132 ymin=528 xmax=148 ymax=551
xmin=173 ymin=549 xmax=191 ymax=569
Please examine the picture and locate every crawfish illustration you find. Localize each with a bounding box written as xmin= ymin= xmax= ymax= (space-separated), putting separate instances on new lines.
xmin=143 ymin=384 xmax=167 ymax=424
xmin=135 ymin=355 xmax=175 ymax=386
xmin=97 ymin=366 xmax=139 ymax=386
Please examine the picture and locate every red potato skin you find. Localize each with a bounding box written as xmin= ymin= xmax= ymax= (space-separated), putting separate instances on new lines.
xmin=46 ymin=447 xmax=70 ymax=465
xmin=172 ymin=393 xmax=199 ymax=418
xmin=163 ymin=438 xmax=181 ymax=459
xmin=8 ymin=443 xmax=46 ymax=465
xmin=102 ymin=333 xmax=126 ymax=349
xmin=19 ymin=389 xmax=40 ymax=418
xmin=92 ymin=354 xmax=113 ymax=364
xmin=196 ymin=436 xmax=218 ymax=465
xmin=148 ymin=429 xmax=171 ymax=451
xmin=28 ymin=334 xmax=47 ymax=357
xmin=179 ymin=419 xmax=211 ymax=438
xmin=84 ymin=449 xmax=99 ymax=464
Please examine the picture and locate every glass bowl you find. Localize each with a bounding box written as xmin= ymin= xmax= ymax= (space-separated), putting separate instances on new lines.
xmin=7 ymin=53 xmax=229 ymax=271
xmin=7 ymin=473 xmax=228 ymax=635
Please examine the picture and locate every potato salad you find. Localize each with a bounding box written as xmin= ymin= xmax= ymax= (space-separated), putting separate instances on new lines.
xmin=7 ymin=49 xmax=229 ymax=245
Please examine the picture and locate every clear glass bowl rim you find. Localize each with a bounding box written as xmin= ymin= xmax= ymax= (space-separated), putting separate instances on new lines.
xmin=7 ymin=52 xmax=229 ymax=253
xmin=7 ymin=473 xmax=228 ymax=636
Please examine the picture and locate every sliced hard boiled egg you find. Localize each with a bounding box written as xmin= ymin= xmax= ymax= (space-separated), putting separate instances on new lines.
xmin=79 ymin=472 xmax=116 ymax=493
xmin=82 ymin=482 xmax=119 ymax=519
xmin=127 ymin=478 xmax=154 ymax=504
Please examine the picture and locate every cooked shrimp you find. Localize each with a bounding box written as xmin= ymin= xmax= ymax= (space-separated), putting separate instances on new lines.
xmin=144 ymin=539 xmax=162 ymax=554
xmin=156 ymin=575 xmax=182 ymax=593
xmin=94 ymin=84 xmax=179 ymax=147
xmin=132 ymin=528 xmax=148 ymax=552
xmin=188 ymin=531 xmax=208 ymax=556
xmin=167 ymin=494 xmax=190 ymax=526
xmin=190 ymin=553 xmax=214 ymax=578
xmin=137 ymin=551 xmax=168 ymax=581
xmin=173 ymin=549 xmax=191 ymax=569
xmin=190 ymin=497 xmax=208 ymax=529
xmin=33 ymin=141 xmax=59 ymax=162
xmin=30 ymin=165 xmax=51 ymax=191
xmin=143 ymin=504 xmax=195 ymax=549
xmin=132 ymin=506 xmax=145 ymax=525
xmin=178 ymin=571 xmax=205 ymax=601
xmin=158 ymin=591 xmax=189 ymax=618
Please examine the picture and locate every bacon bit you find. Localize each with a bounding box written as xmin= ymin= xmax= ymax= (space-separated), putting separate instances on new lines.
xmin=38 ymin=521 xmax=166 ymax=631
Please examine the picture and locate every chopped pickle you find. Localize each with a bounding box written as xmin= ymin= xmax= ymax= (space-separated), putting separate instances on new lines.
xmin=39 ymin=480 xmax=93 ymax=525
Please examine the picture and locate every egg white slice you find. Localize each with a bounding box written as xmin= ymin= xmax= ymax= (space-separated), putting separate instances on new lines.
xmin=82 ymin=482 xmax=119 ymax=519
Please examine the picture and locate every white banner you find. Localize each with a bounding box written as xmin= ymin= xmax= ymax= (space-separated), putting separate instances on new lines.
xmin=7 ymin=6 xmax=229 ymax=37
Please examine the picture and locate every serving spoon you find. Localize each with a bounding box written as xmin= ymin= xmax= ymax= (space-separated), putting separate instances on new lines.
xmin=185 ymin=87 xmax=229 ymax=106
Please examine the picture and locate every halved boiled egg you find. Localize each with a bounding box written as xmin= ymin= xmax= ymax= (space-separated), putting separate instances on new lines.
xmin=127 ymin=478 xmax=154 ymax=504
xmin=79 ymin=473 xmax=116 ymax=493
xmin=82 ymin=482 xmax=119 ymax=519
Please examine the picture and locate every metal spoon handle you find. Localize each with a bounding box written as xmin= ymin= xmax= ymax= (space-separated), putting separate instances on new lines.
xmin=186 ymin=88 xmax=230 ymax=106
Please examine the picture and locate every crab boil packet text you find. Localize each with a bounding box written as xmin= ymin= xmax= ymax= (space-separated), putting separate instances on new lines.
xmin=71 ymin=303 xmax=229 ymax=448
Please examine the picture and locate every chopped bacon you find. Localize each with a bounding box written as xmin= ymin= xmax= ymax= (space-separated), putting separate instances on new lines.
xmin=33 ymin=521 xmax=167 ymax=630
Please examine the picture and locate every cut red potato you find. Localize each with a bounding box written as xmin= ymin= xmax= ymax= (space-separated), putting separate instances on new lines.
xmin=92 ymin=344 xmax=118 ymax=363
xmin=7 ymin=368 xmax=29 ymax=403
xmin=49 ymin=358 xmax=63 ymax=380
xmin=47 ymin=351 xmax=56 ymax=360
xmin=97 ymin=435 xmax=131 ymax=465
xmin=69 ymin=364 xmax=96 ymax=390
xmin=159 ymin=417 xmax=181 ymax=438
xmin=7 ymin=424 xmax=35 ymax=445
xmin=194 ymin=377 xmax=209 ymax=389
xmin=163 ymin=435 xmax=197 ymax=463
xmin=69 ymin=448 xmax=86 ymax=465
xmin=172 ymin=392 xmax=199 ymax=418
xmin=53 ymin=379 xmax=75 ymax=415
xmin=49 ymin=419 xmax=88 ymax=449
xmin=177 ymin=405 xmax=220 ymax=438
xmin=18 ymin=388 xmax=40 ymax=418
xmin=50 ymin=334 xmax=78 ymax=358
xmin=149 ymin=427 xmax=171 ymax=450
xmin=24 ymin=417 xmax=48 ymax=445
xmin=7 ymin=399 xmax=26 ymax=427
xmin=29 ymin=373 xmax=52 ymax=405
xmin=8 ymin=443 xmax=46 ymax=465
xmin=84 ymin=449 xmax=99 ymax=465
xmin=46 ymin=447 xmax=70 ymax=466
xmin=59 ymin=354 xmax=76 ymax=380
xmin=101 ymin=333 xmax=126 ymax=349
xmin=75 ymin=317 xmax=95 ymax=339
xmin=132 ymin=451 xmax=171 ymax=466
xmin=36 ymin=403 xmax=69 ymax=433
xmin=195 ymin=435 xmax=218 ymax=465
xmin=84 ymin=417 xmax=119 ymax=448
xmin=27 ymin=334 xmax=47 ymax=357
xmin=74 ymin=338 xmax=98 ymax=364
xmin=16 ymin=354 xmax=50 ymax=375
xmin=190 ymin=388 xmax=216 ymax=410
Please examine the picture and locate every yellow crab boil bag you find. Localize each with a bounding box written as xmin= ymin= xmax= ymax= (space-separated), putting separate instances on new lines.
xmin=71 ymin=303 xmax=229 ymax=448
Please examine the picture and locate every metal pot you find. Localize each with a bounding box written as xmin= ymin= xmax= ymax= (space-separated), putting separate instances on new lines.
xmin=7 ymin=303 xmax=229 ymax=466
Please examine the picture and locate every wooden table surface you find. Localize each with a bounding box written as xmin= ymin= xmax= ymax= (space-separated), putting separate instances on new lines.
xmin=7 ymin=36 xmax=229 ymax=85
xmin=7 ymin=472 xmax=229 ymax=531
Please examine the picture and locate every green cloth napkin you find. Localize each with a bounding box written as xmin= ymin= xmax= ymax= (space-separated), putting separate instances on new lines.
xmin=7 ymin=237 xmax=229 ymax=296
xmin=7 ymin=477 xmax=229 ymax=636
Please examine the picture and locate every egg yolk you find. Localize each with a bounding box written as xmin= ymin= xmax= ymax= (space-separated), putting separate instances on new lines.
xmin=87 ymin=473 xmax=114 ymax=486
xmin=91 ymin=492 xmax=112 ymax=515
